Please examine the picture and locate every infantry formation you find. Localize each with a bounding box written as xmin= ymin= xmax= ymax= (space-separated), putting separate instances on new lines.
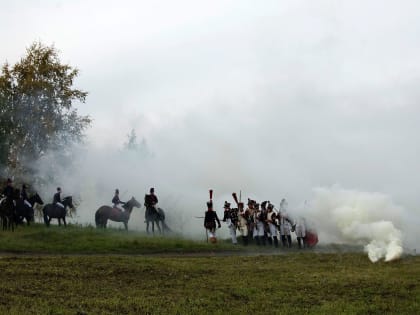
xmin=204 ymin=190 xmax=318 ymax=248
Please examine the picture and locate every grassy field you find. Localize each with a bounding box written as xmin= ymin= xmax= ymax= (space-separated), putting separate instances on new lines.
xmin=0 ymin=223 xmax=237 ymax=254
xmin=0 ymin=254 xmax=418 ymax=315
xmin=0 ymin=224 xmax=418 ymax=314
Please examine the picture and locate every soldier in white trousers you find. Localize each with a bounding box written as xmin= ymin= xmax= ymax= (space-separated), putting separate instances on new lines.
xmin=294 ymin=217 xmax=307 ymax=249
xmin=222 ymin=201 xmax=238 ymax=245
xmin=237 ymin=202 xmax=249 ymax=246
xmin=266 ymin=204 xmax=279 ymax=248
xmin=279 ymin=214 xmax=292 ymax=248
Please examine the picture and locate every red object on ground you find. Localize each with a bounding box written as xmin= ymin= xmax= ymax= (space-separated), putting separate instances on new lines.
xmin=306 ymin=230 xmax=318 ymax=247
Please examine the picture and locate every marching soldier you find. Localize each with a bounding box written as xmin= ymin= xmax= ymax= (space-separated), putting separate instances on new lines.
xmin=279 ymin=212 xmax=293 ymax=248
xmin=222 ymin=201 xmax=238 ymax=245
xmin=204 ymin=201 xmax=221 ymax=243
xmin=294 ymin=217 xmax=307 ymax=249
xmin=246 ymin=199 xmax=255 ymax=240
xmin=237 ymin=202 xmax=249 ymax=246
xmin=254 ymin=203 xmax=265 ymax=246
xmin=266 ymin=203 xmax=279 ymax=247
xmin=261 ymin=201 xmax=271 ymax=245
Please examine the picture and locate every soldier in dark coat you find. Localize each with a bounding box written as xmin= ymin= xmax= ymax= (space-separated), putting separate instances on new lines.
xmin=112 ymin=189 xmax=126 ymax=210
xmin=222 ymin=201 xmax=238 ymax=244
xmin=20 ymin=184 xmax=31 ymax=208
xmin=204 ymin=201 xmax=221 ymax=243
xmin=53 ymin=187 xmax=64 ymax=208
xmin=144 ymin=187 xmax=158 ymax=223
xmin=2 ymin=178 xmax=14 ymax=200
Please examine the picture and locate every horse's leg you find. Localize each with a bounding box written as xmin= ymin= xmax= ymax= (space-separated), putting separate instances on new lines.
xmin=58 ymin=218 xmax=61 ymax=226
xmin=63 ymin=217 xmax=67 ymax=227
xmin=156 ymin=220 xmax=162 ymax=235
xmin=146 ymin=221 xmax=150 ymax=234
xmin=152 ymin=221 xmax=155 ymax=235
xmin=124 ymin=221 xmax=128 ymax=230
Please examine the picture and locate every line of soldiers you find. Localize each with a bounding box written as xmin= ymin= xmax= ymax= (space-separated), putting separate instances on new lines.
xmin=204 ymin=192 xmax=312 ymax=248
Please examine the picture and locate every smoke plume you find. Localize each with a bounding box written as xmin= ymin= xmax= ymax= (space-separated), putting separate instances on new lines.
xmin=307 ymin=186 xmax=404 ymax=262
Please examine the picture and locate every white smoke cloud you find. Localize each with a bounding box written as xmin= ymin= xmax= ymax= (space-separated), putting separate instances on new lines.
xmin=306 ymin=186 xmax=405 ymax=262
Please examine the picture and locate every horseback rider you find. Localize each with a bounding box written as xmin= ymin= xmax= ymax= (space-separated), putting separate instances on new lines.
xmin=53 ymin=187 xmax=64 ymax=209
xmin=20 ymin=184 xmax=32 ymax=208
xmin=1 ymin=178 xmax=14 ymax=199
xmin=144 ymin=187 xmax=158 ymax=208
xmin=112 ymin=189 xmax=126 ymax=211
xmin=1 ymin=178 xmax=15 ymax=208
xmin=204 ymin=200 xmax=221 ymax=243
xmin=144 ymin=187 xmax=158 ymax=222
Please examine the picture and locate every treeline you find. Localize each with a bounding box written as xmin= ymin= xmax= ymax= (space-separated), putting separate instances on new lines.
xmin=0 ymin=42 xmax=91 ymax=186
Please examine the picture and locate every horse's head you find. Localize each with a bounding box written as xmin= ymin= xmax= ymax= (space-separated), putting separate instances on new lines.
xmin=63 ymin=196 xmax=74 ymax=209
xmin=33 ymin=193 xmax=44 ymax=205
xmin=124 ymin=197 xmax=141 ymax=210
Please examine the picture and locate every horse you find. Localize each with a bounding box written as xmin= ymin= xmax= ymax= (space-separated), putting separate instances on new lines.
xmin=95 ymin=197 xmax=141 ymax=230
xmin=42 ymin=196 xmax=74 ymax=227
xmin=145 ymin=206 xmax=170 ymax=235
xmin=0 ymin=197 xmax=16 ymax=231
xmin=14 ymin=193 xmax=44 ymax=226
xmin=0 ymin=188 xmax=20 ymax=231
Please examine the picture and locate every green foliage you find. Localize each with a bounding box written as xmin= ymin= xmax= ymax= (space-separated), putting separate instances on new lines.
xmin=0 ymin=42 xmax=90 ymax=180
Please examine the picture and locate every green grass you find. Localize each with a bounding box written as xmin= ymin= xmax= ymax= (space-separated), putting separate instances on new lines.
xmin=0 ymin=224 xmax=418 ymax=314
xmin=0 ymin=223 xmax=238 ymax=254
xmin=0 ymin=254 xmax=418 ymax=314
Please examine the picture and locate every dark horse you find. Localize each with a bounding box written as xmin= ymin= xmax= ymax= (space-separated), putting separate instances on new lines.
xmin=15 ymin=193 xmax=44 ymax=226
xmin=42 ymin=196 xmax=74 ymax=227
xmin=95 ymin=197 xmax=141 ymax=230
xmin=0 ymin=197 xmax=15 ymax=231
xmin=0 ymin=188 xmax=20 ymax=231
xmin=145 ymin=206 xmax=171 ymax=235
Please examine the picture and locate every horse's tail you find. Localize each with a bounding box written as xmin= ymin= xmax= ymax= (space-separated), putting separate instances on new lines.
xmin=158 ymin=208 xmax=172 ymax=232
xmin=95 ymin=209 xmax=101 ymax=227
xmin=43 ymin=206 xmax=49 ymax=226
xmin=162 ymin=221 xmax=172 ymax=233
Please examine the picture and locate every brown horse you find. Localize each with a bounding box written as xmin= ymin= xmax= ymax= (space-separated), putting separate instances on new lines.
xmin=95 ymin=197 xmax=141 ymax=230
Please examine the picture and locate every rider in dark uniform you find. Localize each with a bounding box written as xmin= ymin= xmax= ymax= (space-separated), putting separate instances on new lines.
xmin=2 ymin=178 xmax=14 ymax=200
xmin=144 ymin=187 xmax=158 ymax=222
xmin=53 ymin=187 xmax=64 ymax=208
xmin=112 ymin=189 xmax=125 ymax=210
xmin=20 ymin=184 xmax=31 ymax=208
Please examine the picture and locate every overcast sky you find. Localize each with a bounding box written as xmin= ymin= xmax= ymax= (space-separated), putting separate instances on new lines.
xmin=1 ymin=1 xmax=420 ymax=228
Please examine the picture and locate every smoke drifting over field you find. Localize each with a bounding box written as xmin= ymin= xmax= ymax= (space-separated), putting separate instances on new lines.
xmin=3 ymin=1 xmax=420 ymax=261
xmin=304 ymin=187 xmax=405 ymax=262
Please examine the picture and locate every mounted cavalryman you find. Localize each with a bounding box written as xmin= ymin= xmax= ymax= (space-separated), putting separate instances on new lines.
xmin=20 ymin=184 xmax=31 ymax=208
xmin=112 ymin=189 xmax=126 ymax=211
xmin=53 ymin=187 xmax=64 ymax=209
